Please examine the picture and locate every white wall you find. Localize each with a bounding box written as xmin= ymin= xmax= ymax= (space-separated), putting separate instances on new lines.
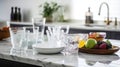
xmin=71 ymin=0 xmax=120 ymax=21
xmin=0 ymin=0 xmax=70 ymax=22
xmin=0 ymin=0 xmax=120 ymax=22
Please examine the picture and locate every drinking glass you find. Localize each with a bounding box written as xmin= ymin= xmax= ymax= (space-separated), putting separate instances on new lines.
xmin=32 ymin=17 xmax=46 ymax=43
xmin=77 ymin=33 xmax=88 ymax=48
xmin=46 ymin=25 xmax=69 ymax=47
xmin=62 ymin=33 xmax=88 ymax=55
xmin=9 ymin=27 xmax=28 ymax=55
xmin=24 ymin=27 xmax=39 ymax=49
xmin=61 ymin=34 xmax=79 ymax=55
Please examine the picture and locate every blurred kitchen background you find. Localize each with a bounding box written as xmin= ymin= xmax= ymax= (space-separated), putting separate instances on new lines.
xmin=0 ymin=0 xmax=120 ymax=22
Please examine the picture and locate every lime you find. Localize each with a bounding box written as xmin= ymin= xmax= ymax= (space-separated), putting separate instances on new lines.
xmin=85 ymin=38 xmax=97 ymax=49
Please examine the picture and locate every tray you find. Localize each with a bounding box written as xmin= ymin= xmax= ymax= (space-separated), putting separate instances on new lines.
xmin=79 ymin=46 xmax=119 ymax=55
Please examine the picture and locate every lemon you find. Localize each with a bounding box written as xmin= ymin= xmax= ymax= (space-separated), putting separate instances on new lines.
xmin=78 ymin=40 xmax=86 ymax=48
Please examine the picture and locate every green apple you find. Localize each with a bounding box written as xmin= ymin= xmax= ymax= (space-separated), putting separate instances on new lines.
xmin=85 ymin=38 xmax=97 ymax=49
xmin=106 ymin=39 xmax=112 ymax=49
xmin=106 ymin=39 xmax=112 ymax=45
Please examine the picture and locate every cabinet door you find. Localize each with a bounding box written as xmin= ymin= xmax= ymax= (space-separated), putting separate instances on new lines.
xmin=111 ymin=32 xmax=120 ymax=40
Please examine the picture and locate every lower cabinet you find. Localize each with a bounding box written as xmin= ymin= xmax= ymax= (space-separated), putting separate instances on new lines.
xmin=0 ymin=58 xmax=41 ymax=67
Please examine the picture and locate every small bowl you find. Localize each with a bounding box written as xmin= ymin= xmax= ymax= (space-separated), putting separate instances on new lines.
xmin=88 ymin=37 xmax=104 ymax=41
xmin=88 ymin=32 xmax=106 ymax=41
xmin=0 ymin=28 xmax=10 ymax=40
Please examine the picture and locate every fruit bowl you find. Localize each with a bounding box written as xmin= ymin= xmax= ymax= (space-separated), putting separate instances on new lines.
xmin=79 ymin=46 xmax=119 ymax=55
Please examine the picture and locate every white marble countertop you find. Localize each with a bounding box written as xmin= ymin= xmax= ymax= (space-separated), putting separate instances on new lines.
xmin=10 ymin=22 xmax=120 ymax=32
xmin=0 ymin=39 xmax=120 ymax=67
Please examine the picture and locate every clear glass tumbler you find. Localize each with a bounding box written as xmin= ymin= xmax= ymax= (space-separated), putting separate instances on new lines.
xmin=9 ymin=27 xmax=28 ymax=55
xmin=32 ymin=17 xmax=46 ymax=43
xmin=62 ymin=33 xmax=88 ymax=55
xmin=62 ymin=34 xmax=79 ymax=55
xmin=24 ymin=27 xmax=39 ymax=49
xmin=46 ymin=25 xmax=69 ymax=47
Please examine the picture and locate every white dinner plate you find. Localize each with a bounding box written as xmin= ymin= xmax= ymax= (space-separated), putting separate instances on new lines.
xmin=32 ymin=44 xmax=65 ymax=54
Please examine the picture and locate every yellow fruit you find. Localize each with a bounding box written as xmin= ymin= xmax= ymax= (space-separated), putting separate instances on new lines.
xmin=78 ymin=40 xmax=86 ymax=48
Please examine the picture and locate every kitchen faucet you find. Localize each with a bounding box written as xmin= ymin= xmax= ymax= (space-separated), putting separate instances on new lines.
xmin=98 ymin=2 xmax=111 ymax=25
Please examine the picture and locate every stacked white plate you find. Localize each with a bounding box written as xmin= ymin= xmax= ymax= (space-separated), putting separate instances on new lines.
xmin=32 ymin=43 xmax=65 ymax=54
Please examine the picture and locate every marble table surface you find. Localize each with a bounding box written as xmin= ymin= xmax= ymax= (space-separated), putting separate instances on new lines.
xmin=0 ymin=39 xmax=120 ymax=67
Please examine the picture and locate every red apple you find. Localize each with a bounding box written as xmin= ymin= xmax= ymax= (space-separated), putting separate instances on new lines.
xmin=99 ymin=43 xmax=107 ymax=49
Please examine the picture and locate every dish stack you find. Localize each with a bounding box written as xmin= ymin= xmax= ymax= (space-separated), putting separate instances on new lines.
xmin=33 ymin=25 xmax=69 ymax=54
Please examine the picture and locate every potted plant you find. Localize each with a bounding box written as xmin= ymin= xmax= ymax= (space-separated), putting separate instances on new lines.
xmin=39 ymin=2 xmax=61 ymax=22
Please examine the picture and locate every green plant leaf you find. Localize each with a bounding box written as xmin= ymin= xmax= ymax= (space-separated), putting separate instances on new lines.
xmin=39 ymin=2 xmax=61 ymax=17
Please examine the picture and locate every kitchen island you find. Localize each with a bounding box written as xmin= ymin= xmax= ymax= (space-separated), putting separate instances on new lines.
xmin=0 ymin=39 xmax=120 ymax=67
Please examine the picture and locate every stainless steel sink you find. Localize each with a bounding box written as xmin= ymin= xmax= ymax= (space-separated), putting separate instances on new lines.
xmin=85 ymin=24 xmax=118 ymax=30
xmin=85 ymin=24 xmax=106 ymax=27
